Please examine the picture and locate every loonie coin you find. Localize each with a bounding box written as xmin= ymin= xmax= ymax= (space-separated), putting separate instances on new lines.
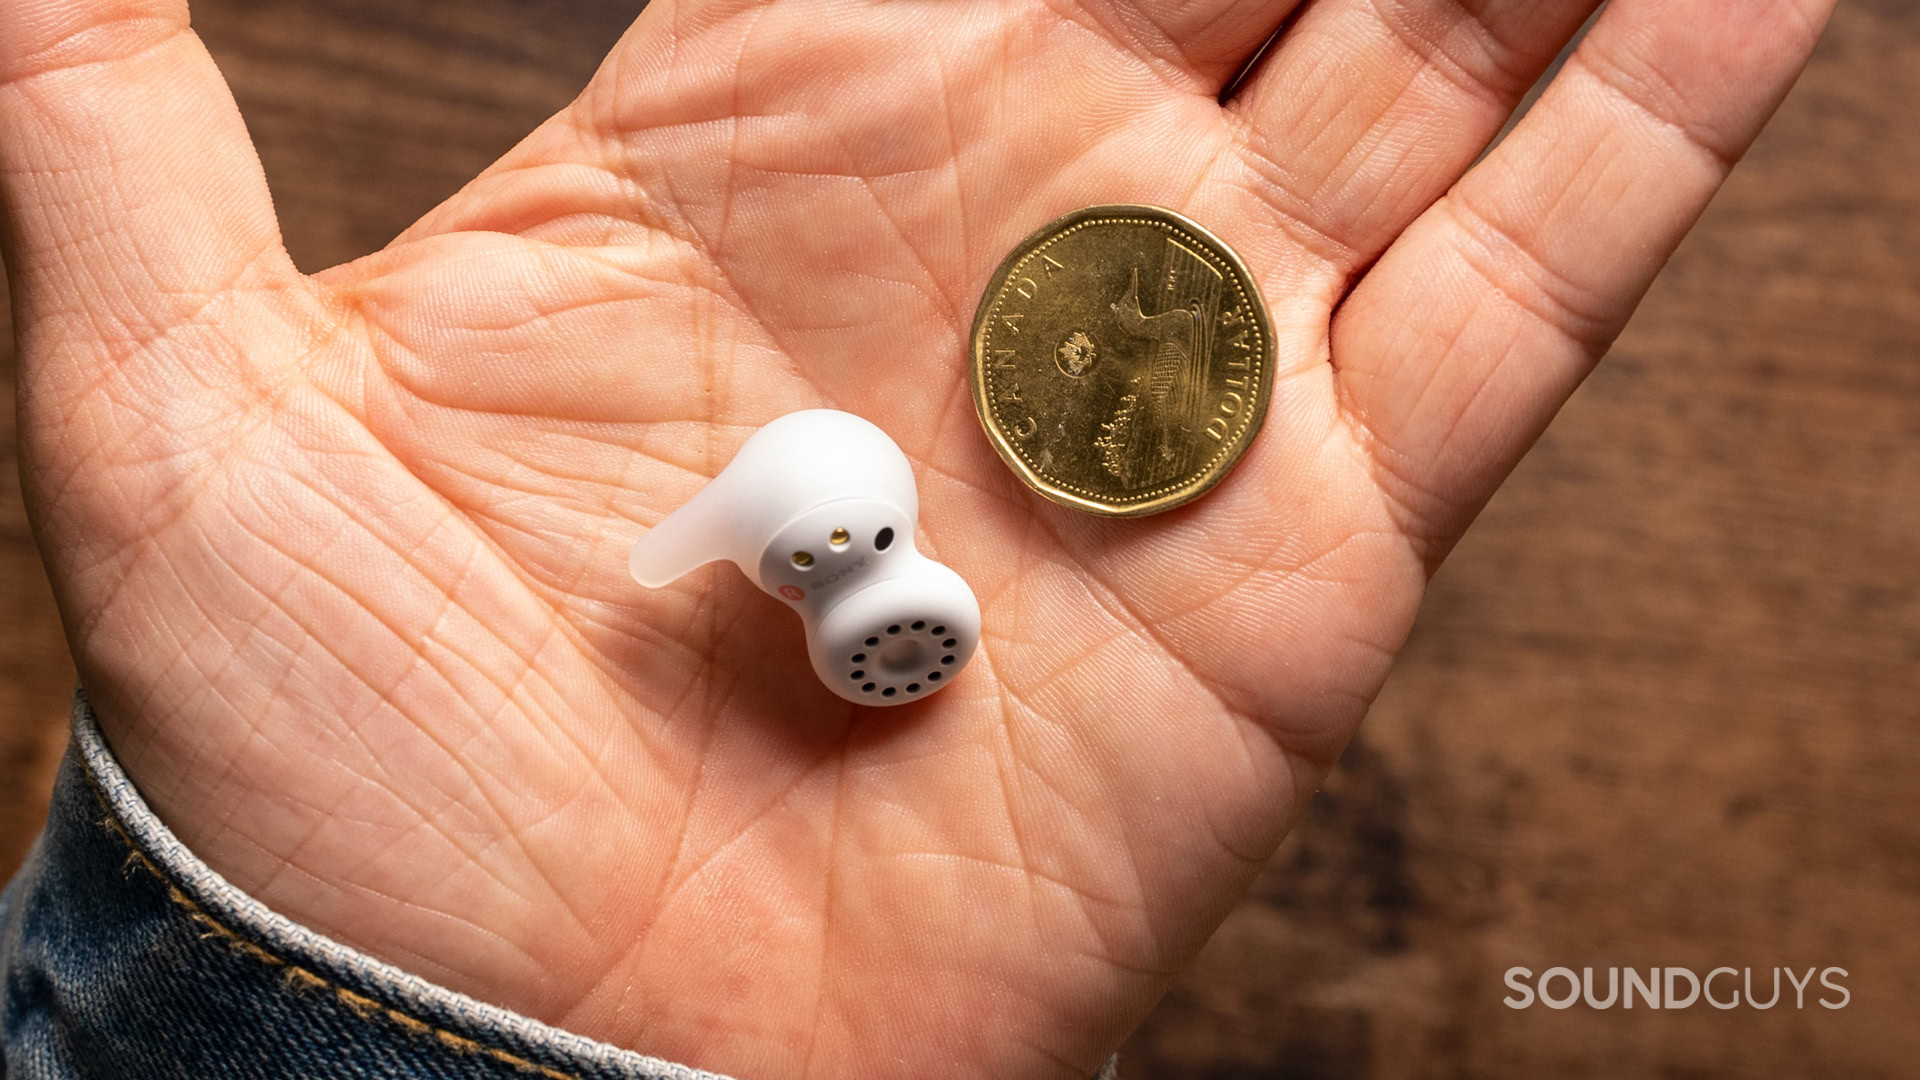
xmin=970 ymin=205 xmax=1273 ymax=517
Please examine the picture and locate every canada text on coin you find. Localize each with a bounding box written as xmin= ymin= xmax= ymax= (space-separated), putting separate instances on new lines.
xmin=970 ymin=205 xmax=1273 ymax=517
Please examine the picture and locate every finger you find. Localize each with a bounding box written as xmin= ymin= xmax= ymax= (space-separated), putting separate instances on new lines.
xmin=1216 ymin=0 xmax=1603 ymax=271
xmin=0 ymin=0 xmax=302 ymax=374
xmin=1330 ymin=0 xmax=1835 ymax=561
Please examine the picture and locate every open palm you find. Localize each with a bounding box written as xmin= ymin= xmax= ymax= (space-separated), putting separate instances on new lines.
xmin=2 ymin=0 xmax=1828 ymax=1076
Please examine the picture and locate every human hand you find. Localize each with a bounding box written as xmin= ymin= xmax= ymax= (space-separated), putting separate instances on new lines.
xmin=0 ymin=0 xmax=1832 ymax=1076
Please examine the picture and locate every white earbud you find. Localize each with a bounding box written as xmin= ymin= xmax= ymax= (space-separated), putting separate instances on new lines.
xmin=630 ymin=410 xmax=980 ymax=706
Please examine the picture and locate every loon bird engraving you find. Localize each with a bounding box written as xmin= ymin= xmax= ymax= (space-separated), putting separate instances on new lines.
xmin=1106 ymin=240 xmax=1224 ymax=488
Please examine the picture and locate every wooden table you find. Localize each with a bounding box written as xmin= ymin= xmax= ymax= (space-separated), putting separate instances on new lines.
xmin=3 ymin=2 xmax=1914 ymax=1075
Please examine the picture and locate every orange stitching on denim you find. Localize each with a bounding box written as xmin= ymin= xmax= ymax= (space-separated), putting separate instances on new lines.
xmin=89 ymin=792 xmax=577 ymax=1080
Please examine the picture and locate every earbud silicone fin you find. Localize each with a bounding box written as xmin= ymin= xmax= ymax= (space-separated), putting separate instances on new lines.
xmin=628 ymin=466 xmax=750 ymax=588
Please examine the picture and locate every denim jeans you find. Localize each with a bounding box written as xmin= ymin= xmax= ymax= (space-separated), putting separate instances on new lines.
xmin=1 ymin=692 xmax=1122 ymax=1078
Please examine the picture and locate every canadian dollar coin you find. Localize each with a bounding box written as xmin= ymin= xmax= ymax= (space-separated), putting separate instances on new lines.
xmin=970 ymin=205 xmax=1273 ymax=517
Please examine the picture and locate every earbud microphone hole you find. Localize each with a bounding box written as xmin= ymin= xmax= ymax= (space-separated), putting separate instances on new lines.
xmin=874 ymin=527 xmax=894 ymax=551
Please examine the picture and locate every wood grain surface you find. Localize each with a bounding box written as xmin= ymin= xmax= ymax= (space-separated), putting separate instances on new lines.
xmin=2 ymin=2 xmax=1914 ymax=1076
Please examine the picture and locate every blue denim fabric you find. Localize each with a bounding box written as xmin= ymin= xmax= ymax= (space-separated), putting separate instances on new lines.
xmin=0 ymin=692 xmax=738 ymax=1079
xmin=1 ymin=692 xmax=1123 ymax=1079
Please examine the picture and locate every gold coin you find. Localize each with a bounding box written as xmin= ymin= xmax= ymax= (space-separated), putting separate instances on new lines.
xmin=970 ymin=205 xmax=1273 ymax=517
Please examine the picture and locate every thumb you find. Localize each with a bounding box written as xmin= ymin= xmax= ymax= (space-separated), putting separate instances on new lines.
xmin=0 ymin=0 xmax=307 ymax=387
